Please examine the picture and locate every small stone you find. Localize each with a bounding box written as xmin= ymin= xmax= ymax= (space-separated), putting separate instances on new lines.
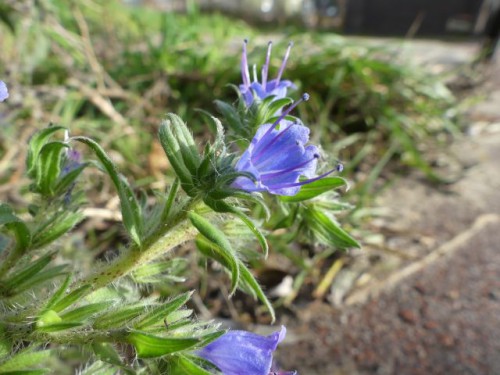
xmin=423 ymin=320 xmax=439 ymax=330
xmin=398 ymin=309 xmax=418 ymax=324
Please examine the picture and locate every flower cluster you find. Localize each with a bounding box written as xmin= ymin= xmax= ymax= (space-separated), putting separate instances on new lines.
xmin=233 ymin=42 xmax=341 ymax=197
xmin=232 ymin=94 xmax=339 ymax=196
xmin=240 ymin=40 xmax=296 ymax=107
xmin=197 ymin=326 xmax=296 ymax=375
xmin=0 ymin=81 xmax=8 ymax=102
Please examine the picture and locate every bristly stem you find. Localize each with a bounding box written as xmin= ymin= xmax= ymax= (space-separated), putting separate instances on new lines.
xmin=70 ymin=197 xmax=200 ymax=293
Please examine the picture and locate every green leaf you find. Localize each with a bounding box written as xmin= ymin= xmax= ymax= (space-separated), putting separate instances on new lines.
xmin=3 ymin=252 xmax=54 ymax=291
xmin=0 ymin=204 xmax=31 ymax=251
xmin=44 ymin=275 xmax=72 ymax=310
xmin=204 ymin=198 xmax=268 ymax=257
xmin=12 ymin=265 xmax=67 ymax=294
xmin=93 ymin=305 xmax=147 ymax=330
xmin=91 ymin=343 xmax=132 ymax=373
xmin=169 ymin=354 xmax=213 ymax=375
xmin=59 ymin=302 xmax=114 ymax=322
xmin=52 ymin=284 xmax=93 ymax=313
xmin=128 ymin=331 xmax=199 ymax=358
xmin=304 ymin=206 xmax=360 ymax=249
xmin=132 ymin=258 xmax=188 ymax=283
xmin=238 ymin=261 xmax=275 ymax=323
xmin=72 ymin=136 xmax=143 ymax=246
xmin=134 ymin=291 xmax=192 ymax=330
xmin=26 ymin=126 xmax=66 ymax=178
xmin=280 ymin=177 xmax=347 ymax=203
xmin=35 ymin=321 xmax=83 ymax=332
xmin=31 ymin=211 xmax=83 ymax=249
xmin=35 ymin=141 xmax=69 ymax=196
xmin=0 ymin=348 xmax=53 ymax=372
xmin=188 ymin=212 xmax=239 ymax=295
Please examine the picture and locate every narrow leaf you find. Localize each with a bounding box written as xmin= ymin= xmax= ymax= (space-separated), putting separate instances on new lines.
xmin=188 ymin=212 xmax=239 ymax=295
xmin=52 ymin=284 xmax=93 ymax=312
xmin=3 ymin=252 xmax=54 ymax=290
xmin=238 ymin=261 xmax=275 ymax=323
xmin=60 ymin=302 xmax=114 ymax=322
xmin=204 ymin=198 xmax=268 ymax=257
xmin=0 ymin=204 xmax=31 ymax=251
xmin=72 ymin=136 xmax=143 ymax=245
xmin=304 ymin=206 xmax=360 ymax=249
xmin=280 ymin=177 xmax=347 ymax=203
xmin=134 ymin=291 xmax=192 ymax=330
xmin=169 ymin=354 xmax=213 ymax=375
xmin=128 ymin=331 xmax=199 ymax=358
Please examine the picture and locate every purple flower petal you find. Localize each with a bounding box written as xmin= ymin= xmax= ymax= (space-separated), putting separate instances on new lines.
xmin=0 ymin=81 xmax=9 ymax=102
xmin=232 ymin=118 xmax=324 ymax=196
xmin=196 ymin=326 xmax=289 ymax=375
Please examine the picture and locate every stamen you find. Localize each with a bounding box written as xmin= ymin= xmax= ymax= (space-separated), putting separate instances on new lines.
xmin=276 ymin=41 xmax=293 ymax=84
xmin=261 ymin=154 xmax=319 ymax=178
xmin=241 ymin=39 xmax=251 ymax=88
xmin=261 ymin=41 xmax=272 ymax=90
xmin=336 ymin=163 xmax=344 ymax=172
xmin=252 ymin=64 xmax=258 ymax=83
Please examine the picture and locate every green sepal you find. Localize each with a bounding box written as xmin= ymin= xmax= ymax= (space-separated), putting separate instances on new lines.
xmin=127 ymin=331 xmax=200 ymax=358
xmin=188 ymin=212 xmax=239 ymax=295
xmin=254 ymin=96 xmax=293 ymax=129
xmin=0 ymin=203 xmax=31 ymax=252
xmin=26 ymin=126 xmax=66 ymax=178
xmin=280 ymin=177 xmax=347 ymax=203
xmin=72 ymin=136 xmax=143 ymax=246
xmin=213 ymin=100 xmax=246 ymax=138
xmin=34 ymin=141 xmax=68 ymax=196
xmin=36 ymin=309 xmax=62 ymax=328
xmin=158 ymin=117 xmax=197 ymax=196
xmin=303 ymin=206 xmax=360 ymax=249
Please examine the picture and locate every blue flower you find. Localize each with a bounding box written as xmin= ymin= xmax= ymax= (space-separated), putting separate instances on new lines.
xmin=240 ymin=40 xmax=296 ymax=107
xmin=0 ymin=81 xmax=8 ymax=102
xmin=232 ymin=94 xmax=339 ymax=196
xmin=196 ymin=326 xmax=295 ymax=375
xmin=61 ymin=149 xmax=82 ymax=176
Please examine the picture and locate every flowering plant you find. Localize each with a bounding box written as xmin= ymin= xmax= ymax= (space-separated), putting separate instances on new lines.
xmin=0 ymin=40 xmax=357 ymax=374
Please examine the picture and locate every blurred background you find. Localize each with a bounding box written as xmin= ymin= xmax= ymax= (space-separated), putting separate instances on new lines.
xmin=1 ymin=0 xmax=499 ymax=374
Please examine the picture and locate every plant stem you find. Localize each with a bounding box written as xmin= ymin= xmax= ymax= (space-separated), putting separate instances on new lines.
xmin=73 ymin=219 xmax=197 ymax=292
